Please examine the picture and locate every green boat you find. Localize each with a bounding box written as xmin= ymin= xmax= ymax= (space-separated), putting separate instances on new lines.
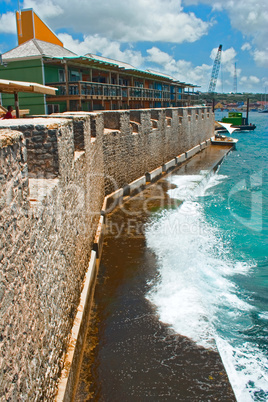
xmin=221 ymin=111 xmax=256 ymax=131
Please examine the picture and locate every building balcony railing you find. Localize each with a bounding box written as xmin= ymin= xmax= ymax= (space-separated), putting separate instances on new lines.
xmin=47 ymin=81 xmax=196 ymax=103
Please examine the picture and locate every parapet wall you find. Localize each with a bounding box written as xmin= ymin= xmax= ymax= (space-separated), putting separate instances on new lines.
xmin=101 ymin=107 xmax=213 ymax=194
xmin=0 ymin=106 xmax=214 ymax=400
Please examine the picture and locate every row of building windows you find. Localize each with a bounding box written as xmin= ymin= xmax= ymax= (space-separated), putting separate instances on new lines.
xmin=57 ymin=68 xmax=186 ymax=94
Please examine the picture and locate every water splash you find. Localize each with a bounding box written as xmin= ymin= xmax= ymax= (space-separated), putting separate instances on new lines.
xmin=145 ymin=172 xmax=268 ymax=401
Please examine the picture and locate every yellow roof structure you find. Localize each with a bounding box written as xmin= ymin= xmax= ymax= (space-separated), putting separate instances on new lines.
xmin=16 ymin=9 xmax=63 ymax=47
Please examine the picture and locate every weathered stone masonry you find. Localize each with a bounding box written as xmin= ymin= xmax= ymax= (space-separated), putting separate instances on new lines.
xmin=0 ymin=107 xmax=214 ymax=400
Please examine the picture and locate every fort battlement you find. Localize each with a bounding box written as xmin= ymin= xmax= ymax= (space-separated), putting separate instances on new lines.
xmin=0 ymin=106 xmax=214 ymax=400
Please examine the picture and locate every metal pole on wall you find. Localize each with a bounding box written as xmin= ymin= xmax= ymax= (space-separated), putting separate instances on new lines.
xmin=246 ymin=98 xmax=249 ymax=125
xmin=212 ymin=97 xmax=215 ymax=113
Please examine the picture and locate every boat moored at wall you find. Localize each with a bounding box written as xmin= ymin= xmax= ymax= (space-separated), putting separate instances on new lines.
xmin=221 ymin=111 xmax=256 ymax=131
xmin=211 ymin=133 xmax=238 ymax=146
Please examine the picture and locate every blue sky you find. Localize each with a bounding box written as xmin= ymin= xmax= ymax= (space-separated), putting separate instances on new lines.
xmin=0 ymin=0 xmax=267 ymax=93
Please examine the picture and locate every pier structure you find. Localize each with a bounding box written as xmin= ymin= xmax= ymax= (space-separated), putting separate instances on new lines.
xmin=0 ymin=106 xmax=214 ymax=400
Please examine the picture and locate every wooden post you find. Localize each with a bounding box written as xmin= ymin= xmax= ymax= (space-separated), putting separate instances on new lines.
xmin=14 ymin=92 xmax=19 ymax=118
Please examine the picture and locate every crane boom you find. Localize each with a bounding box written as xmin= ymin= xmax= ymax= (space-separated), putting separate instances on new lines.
xmin=208 ymin=44 xmax=222 ymax=93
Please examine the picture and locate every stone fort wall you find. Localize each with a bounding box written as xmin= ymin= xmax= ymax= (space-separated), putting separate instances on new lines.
xmin=0 ymin=107 xmax=214 ymax=400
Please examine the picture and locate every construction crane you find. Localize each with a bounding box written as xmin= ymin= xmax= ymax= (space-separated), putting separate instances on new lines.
xmin=208 ymin=44 xmax=222 ymax=93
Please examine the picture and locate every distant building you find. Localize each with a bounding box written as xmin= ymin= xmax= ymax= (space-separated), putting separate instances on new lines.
xmin=0 ymin=9 xmax=199 ymax=115
xmin=214 ymin=102 xmax=224 ymax=109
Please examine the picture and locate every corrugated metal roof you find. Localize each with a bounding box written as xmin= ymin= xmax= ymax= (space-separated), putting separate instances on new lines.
xmin=145 ymin=69 xmax=177 ymax=81
xmin=2 ymin=39 xmax=77 ymax=60
xmin=85 ymin=53 xmax=136 ymax=70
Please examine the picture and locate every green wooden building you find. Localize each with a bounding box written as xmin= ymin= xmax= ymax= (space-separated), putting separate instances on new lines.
xmin=0 ymin=38 xmax=199 ymax=115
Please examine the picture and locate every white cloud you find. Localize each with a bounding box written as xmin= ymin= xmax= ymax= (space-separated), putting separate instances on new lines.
xmin=184 ymin=0 xmax=268 ymax=32
xmin=0 ymin=12 xmax=17 ymax=34
xmin=146 ymin=46 xmax=211 ymax=89
xmin=262 ymin=78 xmax=268 ymax=87
xmin=145 ymin=45 xmax=262 ymax=91
xmin=249 ymin=76 xmax=260 ymax=84
xmin=240 ymin=75 xmax=260 ymax=90
xmin=253 ymin=49 xmax=268 ymax=68
xmin=210 ymin=46 xmax=236 ymax=65
xmin=184 ymin=0 xmax=268 ymax=66
xmin=58 ymin=33 xmax=144 ymax=66
xmin=241 ymin=43 xmax=251 ymax=51
xmin=240 ymin=76 xmax=260 ymax=83
xmin=210 ymin=46 xmax=239 ymax=76
xmin=22 ymin=0 xmax=211 ymax=44
xmin=147 ymin=47 xmax=173 ymax=65
xmin=23 ymin=0 xmax=64 ymax=18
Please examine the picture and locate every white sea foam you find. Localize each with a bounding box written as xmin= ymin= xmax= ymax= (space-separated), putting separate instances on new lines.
xmin=145 ymin=173 xmax=267 ymax=401
xmin=216 ymin=338 xmax=268 ymax=402
xmin=146 ymin=199 xmax=252 ymax=350
xmin=167 ymin=173 xmax=228 ymax=201
xmin=259 ymin=312 xmax=268 ymax=320
xmin=167 ymin=175 xmax=204 ymax=201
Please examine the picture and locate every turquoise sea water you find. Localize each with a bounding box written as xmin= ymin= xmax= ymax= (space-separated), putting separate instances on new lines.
xmin=145 ymin=113 xmax=268 ymax=401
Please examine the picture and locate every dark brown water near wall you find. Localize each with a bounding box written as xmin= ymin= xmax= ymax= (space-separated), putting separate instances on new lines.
xmin=75 ymin=146 xmax=236 ymax=401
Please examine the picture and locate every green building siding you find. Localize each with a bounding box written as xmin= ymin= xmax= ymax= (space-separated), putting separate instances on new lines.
xmin=2 ymin=93 xmax=46 ymax=115
xmin=44 ymin=65 xmax=61 ymax=84
xmin=0 ymin=58 xmax=46 ymax=114
xmin=45 ymin=65 xmax=82 ymax=84
xmin=46 ymin=101 xmax=67 ymax=113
